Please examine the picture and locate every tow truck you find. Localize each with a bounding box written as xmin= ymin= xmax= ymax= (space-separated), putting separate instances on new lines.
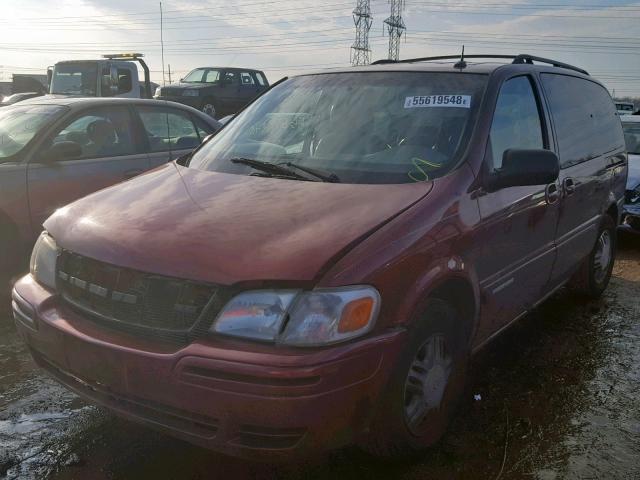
xmin=47 ymin=53 xmax=153 ymax=99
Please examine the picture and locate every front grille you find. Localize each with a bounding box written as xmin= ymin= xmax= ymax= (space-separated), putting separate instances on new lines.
xmin=160 ymin=88 xmax=183 ymax=96
xmin=56 ymin=250 xmax=232 ymax=345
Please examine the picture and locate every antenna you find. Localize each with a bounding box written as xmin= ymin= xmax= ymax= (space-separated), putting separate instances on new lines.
xmin=454 ymin=45 xmax=467 ymax=69
xmin=384 ymin=0 xmax=406 ymax=61
xmin=351 ymin=0 xmax=373 ymax=66
xmin=160 ymin=1 xmax=166 ymax=87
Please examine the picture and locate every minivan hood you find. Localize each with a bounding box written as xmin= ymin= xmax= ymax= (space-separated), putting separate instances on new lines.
xmin=45 ymin=163 xmax=432 ymax=285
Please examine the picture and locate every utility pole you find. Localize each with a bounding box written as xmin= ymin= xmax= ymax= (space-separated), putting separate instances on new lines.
xmin=160 ymin=1 xmax=166 ymax=86
xmin=351 ymin=0 xmax=373 ymax=66
xmin=168 ymin=64 xmax=172 ymax=84
xmin=384 ymin=0 xmax=406 ymax=61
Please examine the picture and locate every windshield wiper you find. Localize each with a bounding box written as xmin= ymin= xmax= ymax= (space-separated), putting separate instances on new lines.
xmin=229 ymin=157 xmax=312 ymax=181
xmin=279 ymin=162 xmax=340 ymax=183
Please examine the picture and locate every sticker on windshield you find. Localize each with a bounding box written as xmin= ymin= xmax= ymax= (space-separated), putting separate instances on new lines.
xmin=404 ymin=95 xmax=471 ymax=109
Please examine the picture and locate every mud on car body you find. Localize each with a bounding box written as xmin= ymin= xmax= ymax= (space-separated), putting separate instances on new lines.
xmin=13 ymin=54 xmax=627 ymax=460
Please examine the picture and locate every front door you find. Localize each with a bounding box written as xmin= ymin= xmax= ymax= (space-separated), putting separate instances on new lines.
xmin=27 ymin=106 xmax=149 ymax=232
xmin=475 ymin=75 xmax=559 ymax=342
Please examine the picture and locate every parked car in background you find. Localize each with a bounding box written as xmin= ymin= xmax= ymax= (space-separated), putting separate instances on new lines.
xmin=14 ymin=55 xmax=626 ymax=460
xmin=154 ymin=67 xmax=269 ymax=118
xmin=0 ymin=92 xmax=44 ymax=107
xmin=0 ymin=97 xmax=220 ymax=289
xmin=621 ymin=116 xmax=640 ymax=233
xmin=616 ymin=101 xmax=635 ymax=116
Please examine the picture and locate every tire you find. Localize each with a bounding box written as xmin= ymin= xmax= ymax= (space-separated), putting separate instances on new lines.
xmin=568 ymin=214 xmax=616 ymax=298
xmin=201 ymin=98 xmax=218 ymax=119
xmin=361 ymin=298 xmax=469 ymax=457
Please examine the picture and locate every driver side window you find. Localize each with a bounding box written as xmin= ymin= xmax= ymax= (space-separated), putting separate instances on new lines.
xmin=489 ymin=76 xmax=544 ymax=171
xmin=49 ymin=107 xmax=136 ymax=161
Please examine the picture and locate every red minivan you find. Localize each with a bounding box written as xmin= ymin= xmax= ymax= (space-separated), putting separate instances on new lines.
xmin=13 ymin=55 xmax=628 ymax=460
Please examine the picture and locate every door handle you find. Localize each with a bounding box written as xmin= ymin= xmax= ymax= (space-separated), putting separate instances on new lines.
xmin=545 ymin=183 xmax=560 ymax=204
xmin=123 ymin=169 xmax=144 ymax=179
xmin=563 ymin=177 xmax=576 ymax=196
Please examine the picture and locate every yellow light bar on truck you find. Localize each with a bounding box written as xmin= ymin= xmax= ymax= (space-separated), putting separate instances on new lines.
xmin=102 ymin=53 xmax=144 ymax=60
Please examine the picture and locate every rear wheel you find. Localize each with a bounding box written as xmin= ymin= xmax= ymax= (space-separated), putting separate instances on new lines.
xmin=568 ymin=215 xmax=616 ymax=298
xmin=362 ymin=298 xmax=468 ymax=457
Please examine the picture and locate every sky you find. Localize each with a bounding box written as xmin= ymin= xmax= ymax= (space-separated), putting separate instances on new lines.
xmin=0 ymin=0 xmax=639 ymax=97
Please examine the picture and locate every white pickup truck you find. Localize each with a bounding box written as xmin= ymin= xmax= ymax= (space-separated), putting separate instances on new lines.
xmin=48 ymin=53 xmax=154 ymax=99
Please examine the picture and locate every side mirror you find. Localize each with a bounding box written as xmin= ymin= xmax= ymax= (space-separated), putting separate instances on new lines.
xmin=490 ymin=149 xmax=559 ymax=191
xmin=43 ymin=141 xmax=82 ymax=162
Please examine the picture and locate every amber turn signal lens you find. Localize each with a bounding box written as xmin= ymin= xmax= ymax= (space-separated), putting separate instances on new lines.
xmin=338 ymin=297 xmax=375 ymax=333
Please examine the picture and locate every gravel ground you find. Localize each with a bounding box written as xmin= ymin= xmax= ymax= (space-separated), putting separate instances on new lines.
xmin=1 ymin=234 xmax=639 ymax=480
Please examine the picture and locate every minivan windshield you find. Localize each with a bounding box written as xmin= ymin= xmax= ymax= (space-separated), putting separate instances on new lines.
xmin=50 ymin=62 xmax=98 ymax=96
xmin=189 ymin=72 xmax=488 ymax=184
xmin=0 ymin=105 xmax=65 ymax=160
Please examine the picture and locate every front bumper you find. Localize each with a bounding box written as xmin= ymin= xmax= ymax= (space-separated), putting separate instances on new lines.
xmin=12 ymin=276 xmax=405 ymax=460
xmin=620 ymin=203 xmax=640 ymax=233
xmin=154 ymin=95 xmax=202 ymax=110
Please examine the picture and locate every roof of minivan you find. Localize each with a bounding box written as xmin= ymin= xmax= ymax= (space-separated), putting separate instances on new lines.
xmin=295 ymin=60 xmax=591 ymax=78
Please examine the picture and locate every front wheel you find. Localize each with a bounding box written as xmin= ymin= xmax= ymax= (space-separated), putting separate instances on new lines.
xmin=361 ymin=298 xmax=468 ymax=457
xmin=568 ymin=215 xmax=616 ymax=298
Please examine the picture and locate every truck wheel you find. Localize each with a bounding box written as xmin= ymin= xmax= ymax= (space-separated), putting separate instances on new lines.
xmin=568 ymin=214 xmax=616 ymax=298
xmin=201 ymin=99 xmax=217 ymax=118
xmin=361 ymin=298 xmax=468 ymax=457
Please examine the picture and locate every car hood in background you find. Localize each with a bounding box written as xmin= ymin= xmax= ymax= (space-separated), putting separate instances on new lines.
xmin=45 ymin=164 xmax=433 ymax=285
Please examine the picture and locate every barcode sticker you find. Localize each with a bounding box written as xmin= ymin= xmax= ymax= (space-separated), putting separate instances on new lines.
xmin=404 ymin=95 xmax=472 ymax=109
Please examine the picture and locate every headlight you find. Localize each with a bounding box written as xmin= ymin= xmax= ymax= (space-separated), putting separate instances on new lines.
xmin=211 ymin=290 xmax=299 ymax=341
xmin=210 ymin=286 xmax=380 ymax=346
xmin=154 ymin=87 xmax=162 ymax=97
xmin=182 ymin=89 xmax=199 ymax=97
xmin=30 ymin=232 xmax=59 ymax=290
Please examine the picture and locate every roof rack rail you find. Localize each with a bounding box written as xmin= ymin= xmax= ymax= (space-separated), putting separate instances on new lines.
xmin=371 ymin=53 xmax=589 ymax=76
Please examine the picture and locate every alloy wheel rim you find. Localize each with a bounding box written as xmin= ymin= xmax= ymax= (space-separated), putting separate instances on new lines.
xmin=403 ymin=334 xmax=452 ymax=435
xmin=202 ymin=104 xmax=216 ymax=117
xmin=593 ymin=230 xmax=612 ymax=284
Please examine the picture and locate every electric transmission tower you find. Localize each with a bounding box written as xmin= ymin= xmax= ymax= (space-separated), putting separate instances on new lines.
xmin=384 ymin=0 xmax=406 ymax=61
xmin=351 ymin=0 xmax=373 ymax=66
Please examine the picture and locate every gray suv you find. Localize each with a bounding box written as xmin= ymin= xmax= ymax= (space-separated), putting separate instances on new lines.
xmin=154 ymin=67 xmax=270 ymax=119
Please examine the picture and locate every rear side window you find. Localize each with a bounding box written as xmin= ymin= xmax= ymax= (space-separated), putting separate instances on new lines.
xmin=541 ymin=74 xmax=623 ymax=168
xmin=489 ymin=76 xmax=544 ymax=170
xmin=256 ymin=73 xmax=267 ymax=87
xmin=137 ymin=106 xmax=202 ymax=152
xmin=240 ymin=72 xmax=255 ymax=85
